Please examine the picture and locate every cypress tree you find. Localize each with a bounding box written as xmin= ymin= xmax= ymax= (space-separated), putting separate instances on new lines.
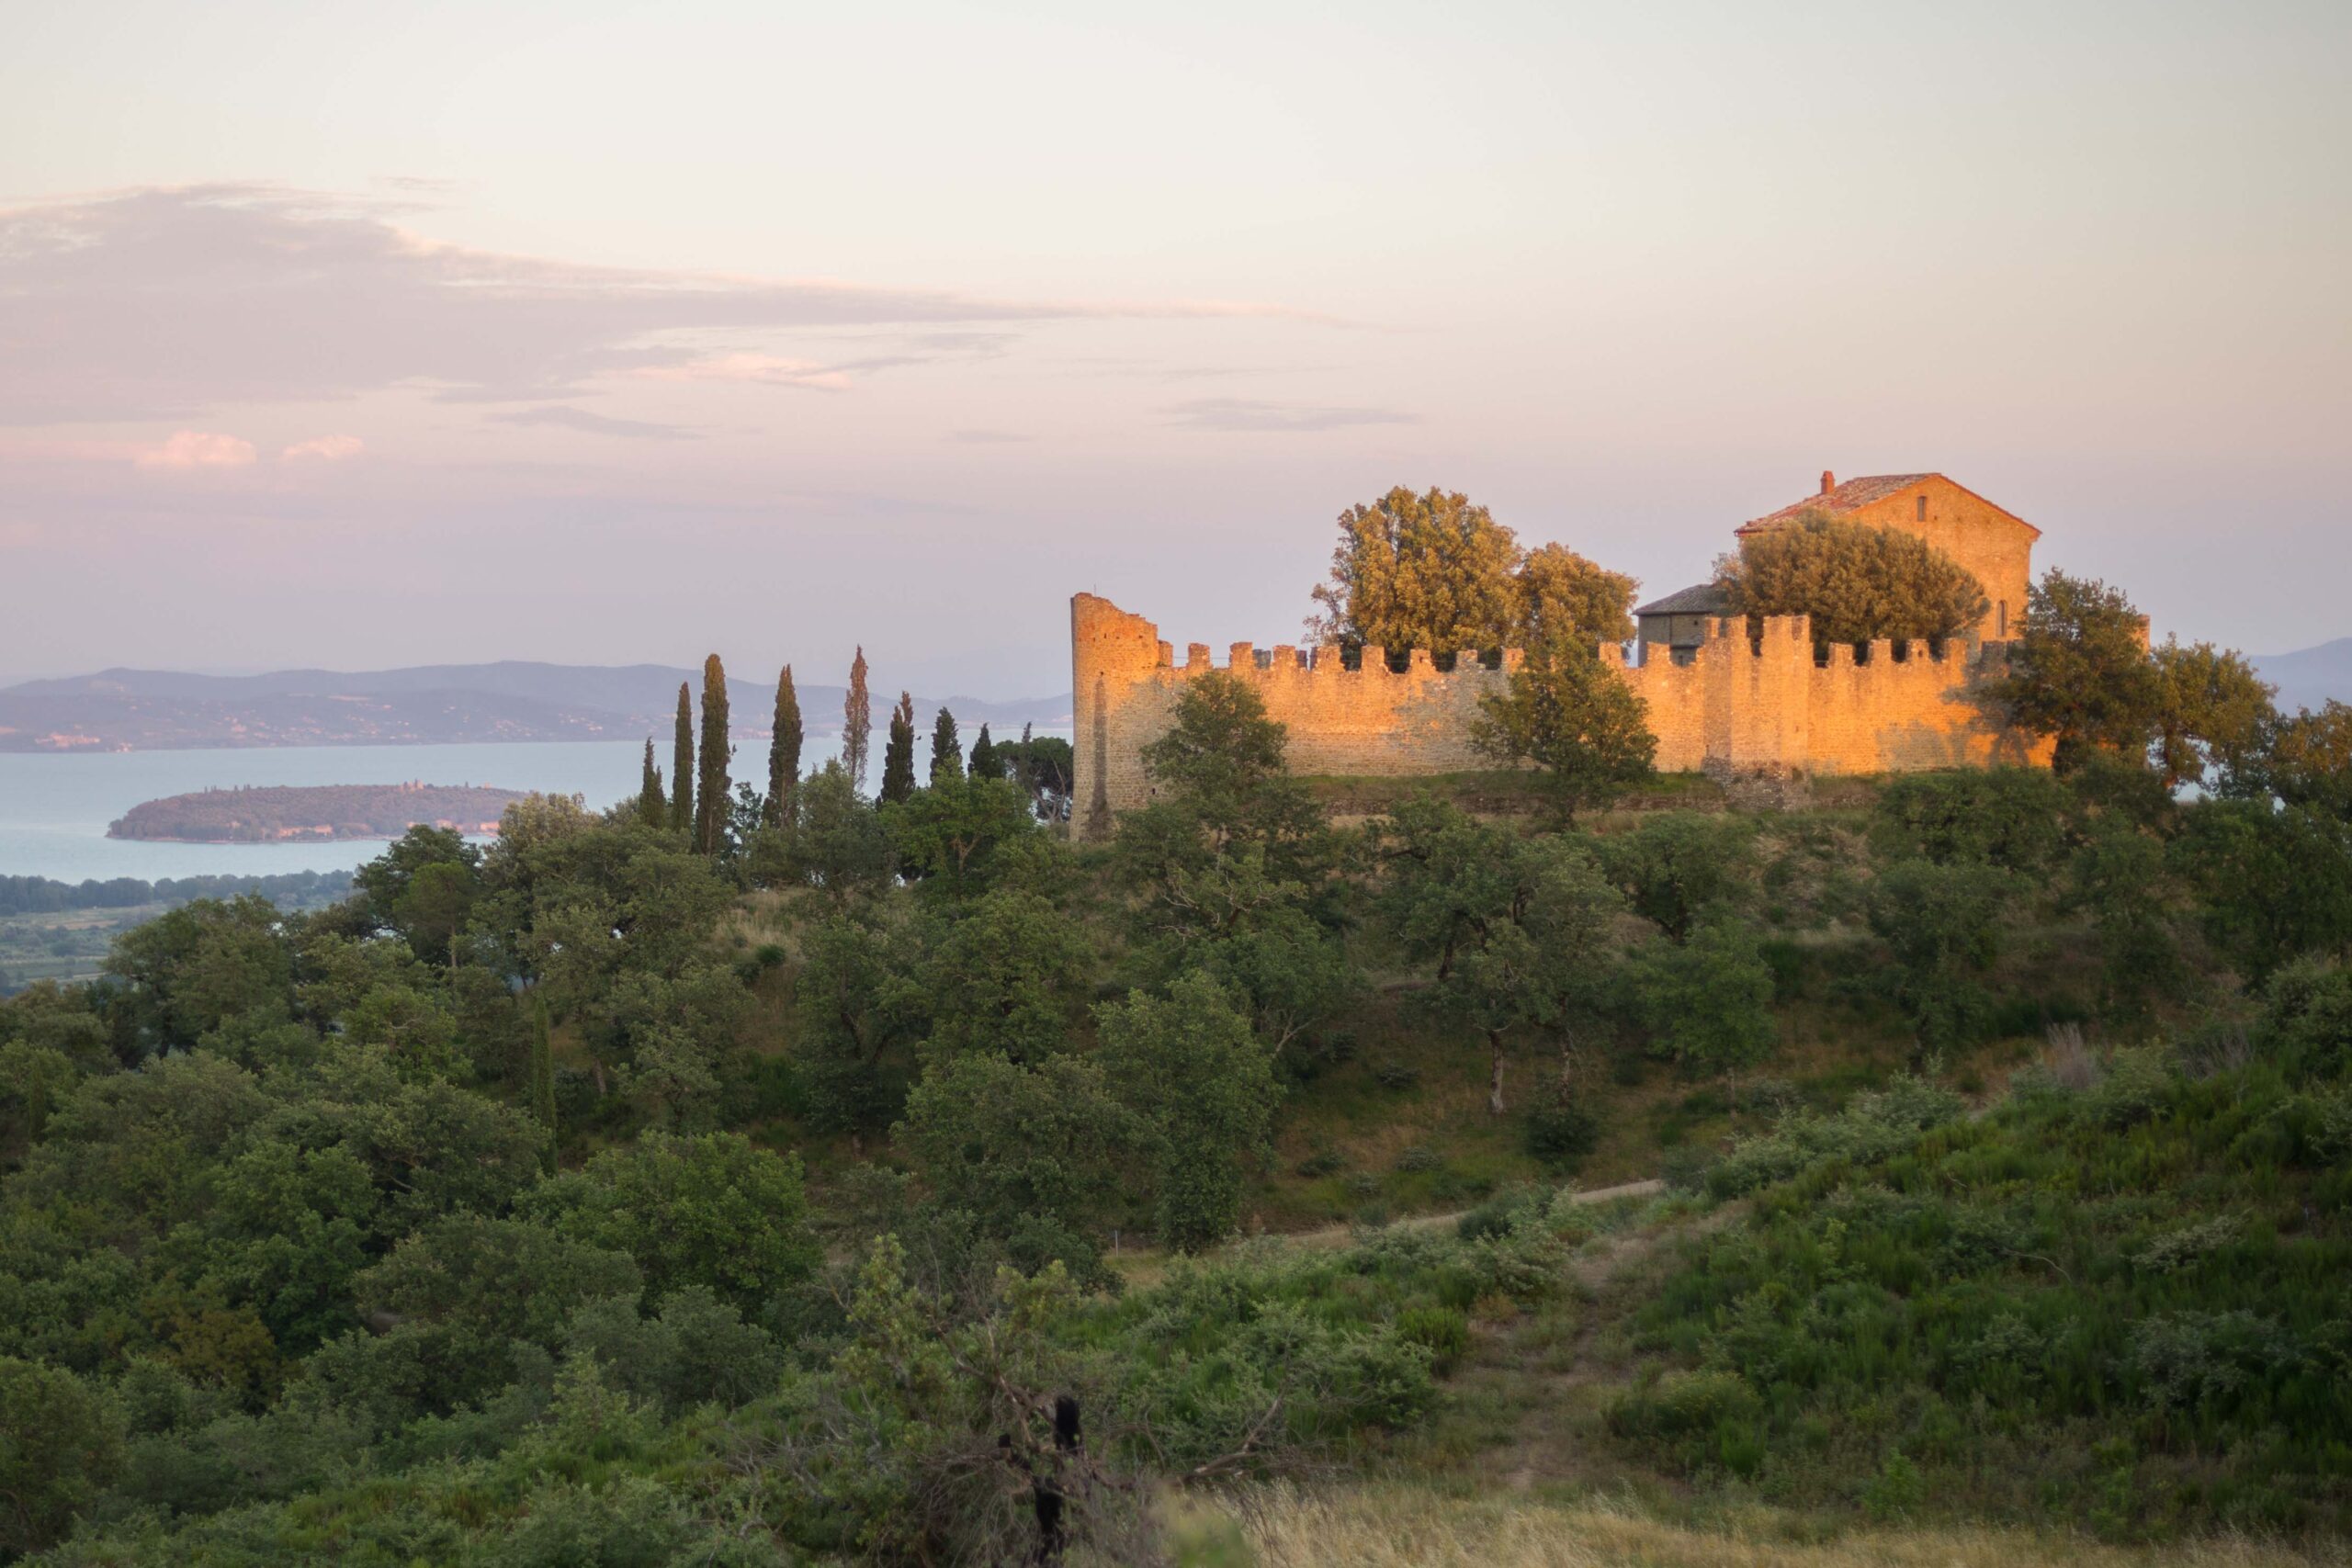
xmin=638 ymin=738 xmax=666 ymax=827
xmin=843 ymin=647 xmax=872 ymax=795
xmin=929 ymin=706 xmax=963 ymax=786
xmin=529 ymin=991 xmax=558 ymax=1174
xmin=767 ymin=663 xmax=802 ymax=829
xmin=670 ymin=682 xmax=695 ymax=836
xmin=695 ymin=653 xmax=730 ymax=855
xmin=880 ymin=692 xmax=917 ymax=804
xmin=968 ymin=722 xmax=999 ymax=781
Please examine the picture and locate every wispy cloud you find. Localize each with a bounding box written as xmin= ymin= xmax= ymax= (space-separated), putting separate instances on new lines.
xmin=1161 ymin=397 xmax=1415 ymax=433
xmin=135 ymin=430 xmax=257 ymax=468
xmin=489 ymin=405 xmax=698 ymax=441
xmin=0 ymin=185 xmax=1327 ymax=427
xmin=281 ymin=434 xmax=365 ymax=462
xmin=630 ymin=353 xmax=851 ymax=391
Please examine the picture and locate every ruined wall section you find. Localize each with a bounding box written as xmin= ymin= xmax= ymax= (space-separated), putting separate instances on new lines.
xmin=1073 ymin=594 xmax=2042 ymax=836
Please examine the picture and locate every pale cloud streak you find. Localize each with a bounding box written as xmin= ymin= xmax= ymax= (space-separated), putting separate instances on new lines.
xmin=1161 ymin=397 xmax=1415 ymax=433
xmin=488 ymin=405 xmax=698 ymax=441
xmin=280 ymin=434 xmax=364 ymax=461
xmin=134 ymin=430 xmax=257 ymax=468
xmin=0 ymin=185 xmax=1322 ymax=428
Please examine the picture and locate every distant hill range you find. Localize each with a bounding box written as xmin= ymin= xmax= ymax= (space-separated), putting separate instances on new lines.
xmin=0 ymin=662 xmax=1073 ymax=753
xmin=111 ymin=784 xmax=526 ymax=842
xmin=2252 ymin=638 xmax=2352 ymax=717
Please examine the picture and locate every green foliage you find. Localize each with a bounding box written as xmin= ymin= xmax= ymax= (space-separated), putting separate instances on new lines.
xmin=2172 ymin=799 xmax=2352 ymax=982
xmin=353 ymin=826 xmax=482 ymax=964
xmin=918 ymin=889 xmax=1089 ymax=1066
xmin=2229 ymin=699 xmax=2352 ymax=821
xmin=1870 ymin=767 xmax=2070 ymax=874
xmin=879 ymin=691 xmax=917 ymax=805
xmin=789 ymin=910 xmax=924 ymax=1133
xmin=1633 ymin=918 xmax=1778 ymax=1075
xmin=670 ymin=681 xmax=695 ymax=836
xmin=1986 ymin=570 xmax=2163 ymax=772
xmin=880 ymin=773 xmax=1041 ymax=901
xmin=1633 ymin=1054 xmax=2352 ymax=1533
xmin=1097 ymin=973 xmax=1282 ymax=1250
xmin=1865 ymin=858 xmax=2021 ymax=1050
xmin=1309 ymin=485 xmax=1524 ymax=659
xmin=638 ymin=735 xmax=666 ymax=828
xmin=2149 ymin=637 xmax=2273 ymax=789
xmin=967 ymin=721 xmax=1000 ymax=781
xmin=1522 ymin=1098 xmax=1600 ymax=1169
xmin=1471 ymin=636 xmax=1657 ymax=819
xmin=105 ymin=895 xmax=294 ymax=1055
xmin=0 ymin=1355 xmax=122 ymax=1555
xmin=1598 ymin=811 xmax=1756 ymax=940
xmin=527 ymin=991 xmax=556 ymax=1172
xmin=766 ymin=662 xmax=801 ymax=829
xmin=1716 ymin=510 xmax=1988 ymax=646
xmin=928 ymin=705 xmax=962 ymax=785
xmin=758 ymin=760 xmax=892 ymax=901
xmin=529 ymin=1132 xmax=819 ymax=1315
xmin=1516 ymin=541 xmax=1637 ymax=645
xmin=843 ymin=644 xmax=871 ymax=795
xmin=694 ymin=653 xmax=730 ymax=855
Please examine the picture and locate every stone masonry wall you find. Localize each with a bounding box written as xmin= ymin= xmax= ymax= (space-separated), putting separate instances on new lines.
xmin=1071 ymin=592 xmax=2045 ymax=835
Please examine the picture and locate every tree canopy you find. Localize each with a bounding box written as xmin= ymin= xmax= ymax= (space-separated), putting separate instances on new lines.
xmin=1713 ymin=510 xmax=1989 ymax=647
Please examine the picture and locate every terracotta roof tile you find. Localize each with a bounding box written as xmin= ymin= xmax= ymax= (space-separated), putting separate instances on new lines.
xmin=1742 ymin=473 xmax=1933 ymax=530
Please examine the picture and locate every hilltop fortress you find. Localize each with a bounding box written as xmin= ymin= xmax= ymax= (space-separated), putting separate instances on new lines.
xmin=1071 ymin=472 xmax=2052 ymax=835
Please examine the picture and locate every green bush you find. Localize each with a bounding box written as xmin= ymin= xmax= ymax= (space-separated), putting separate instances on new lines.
xmin=1523 ymin=1100 xmax=1600 ymax=1169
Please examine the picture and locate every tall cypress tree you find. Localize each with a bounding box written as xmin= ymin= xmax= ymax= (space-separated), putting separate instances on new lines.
xmin=844 ymin=647 xmax=872 ymax=795
xmin=529 ymin=991 xmax=558 ymax=1174
xmin=670 ymin=682 xmax=695 ymax=836
xmin=929 ymin=706 xmax=963 ymax=786
xmin=638 ymin=737 xmax=666 ymax=827
xmin=695 ymin=653 xmax=730 ymax=855
xmin=880 ymin=692 xmax=917 ymax=804
xmin=767 ymin=663 xmax=802 ymax=829
xmin=968 ymin=722 xmax=999 ymax=781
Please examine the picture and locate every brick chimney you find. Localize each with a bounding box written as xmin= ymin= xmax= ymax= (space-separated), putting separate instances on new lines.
xmin=1820 ymin=469 xmax=1835 ymax=495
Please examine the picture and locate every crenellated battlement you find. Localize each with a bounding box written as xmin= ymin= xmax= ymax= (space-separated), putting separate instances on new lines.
xmin=1071 ymin=592 xmax=2041 ymax=835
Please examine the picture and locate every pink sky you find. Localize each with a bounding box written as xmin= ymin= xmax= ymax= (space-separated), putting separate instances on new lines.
xmin=3 ymin=2 xmax=2346 ymax=695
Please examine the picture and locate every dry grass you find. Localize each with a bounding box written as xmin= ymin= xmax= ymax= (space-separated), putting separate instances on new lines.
xmin=1173 ymin=1484 xmax=2349 ymax=1568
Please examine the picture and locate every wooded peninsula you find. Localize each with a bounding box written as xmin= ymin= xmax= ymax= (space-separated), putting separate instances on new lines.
xmin=107 ymin=782 xmax=525 ymax=842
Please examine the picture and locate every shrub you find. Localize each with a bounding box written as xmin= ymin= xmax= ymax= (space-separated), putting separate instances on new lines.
xmin=1396 ymin=1305 xmax=1470 ymax=1371
xmin=1523 ymin=1100 xmax=1600 ymax=1169
xmin=1393 ymin=1145 xmax=1442 ymax=1174
xmin=1372 ymin=1059 xmax=1420 ymax=1091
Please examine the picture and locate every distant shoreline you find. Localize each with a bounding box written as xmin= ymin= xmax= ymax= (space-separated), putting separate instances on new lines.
xmin=107 ymin=782 xmax=526 ymax=845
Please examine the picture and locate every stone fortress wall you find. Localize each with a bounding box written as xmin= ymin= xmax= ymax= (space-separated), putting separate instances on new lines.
xmin=1070 ymin=472 xmax=2053 ymax=836
xmin=1070 ymin=594 xmax=2040 ymax=833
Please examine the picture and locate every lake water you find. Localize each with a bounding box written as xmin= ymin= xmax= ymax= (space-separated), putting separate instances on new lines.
xmin=0 ymin=737 xmax=860 ymax=883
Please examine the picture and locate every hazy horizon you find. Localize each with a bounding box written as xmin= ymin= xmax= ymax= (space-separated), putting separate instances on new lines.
xmin=6 ymin=1 xmax=2348 ymax=697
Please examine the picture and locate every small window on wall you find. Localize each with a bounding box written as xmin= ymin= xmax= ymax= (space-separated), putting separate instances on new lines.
xmin=1916 ymin=494 xmax=1928 ymax=522
xmin=1997 ymin=600 xmax=2008 ymax=637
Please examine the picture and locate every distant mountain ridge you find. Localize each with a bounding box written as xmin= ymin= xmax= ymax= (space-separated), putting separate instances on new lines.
xmin=2251 ymin=638 xmax=2352 ymax=717
xmin=0 ymin=661 xmax=1072 ymax=753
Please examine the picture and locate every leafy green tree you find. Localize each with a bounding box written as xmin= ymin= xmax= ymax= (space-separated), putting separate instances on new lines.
xmin=880 ymin=692 xmax=918 ymax=805
xmin=767 ymin=663 xmax=803 ymax=829
xmin=1597 ymin=811 xmax=1755 ymax=941
xmin=105 ymin=895 xmax=293 ymax=1053
xmin=2149 ymin=638 xmax=2272 ymax=790
xmin=1865 ymin=859 xmax=2022 ymax=1050
xmin=2228 ymin=700 xmax=2352 ymax=820
xmin=2172 ymin=800 xmax=2352 ymax=982
xmin=1870 ymin=767 xmax=2071 ymax=874
xmin=2068 ymin=816 xmax=2187 ymax=1023
xmin=929 ymin=705 xmax=962 ymax=785
xmin=1373 ymin=800 xmax=1623 ymax=1111
xmin=897 ymin=1054 xmax=1129 ymax=1270
xmin=967 ymin=722 xmax=1001 ymax=781
xmin=637 ymin=737 xmax=667 ymax=828
xmin=792 ymin=911 xmax=925 ymax=1133
xmin=1516 ymin=541 xmax=1637 ymax=645
xmin=1632 ymin=917 xmax=1777 ymax=1076
xmin=882 ymin=773 xmax=1041 ymax=901
xmin=528 ymin=990 xmax=558 ymax=1172
xmin=758 ymin=760 xmax=893 ymax=902
xmin=695 ymin=653 xmax=730 ymax=855
xmin=1187 ymin=902 xmax=1360 ymax=1061
xmin=919 ymin=889 xmax=1089 ymax=1066
xmin=843 ymin=645 xmax=871 ymax=795
xmin=1007 ymin=726 xmax=1074 ymax=821
xmin=530 ymin=1132 xmax=819 ymax=1314
xmin=0 ymin=1355 xmax=122 ymax=1556
xmin=1308 ymin=485 xmax=1522 ymax=660
xmin=1986 ymin=570 xmax=2161 ymax=772
xmin=1471 ymin=636 xmax=1657 ymax=819
xmin=1097 ymin=972 xmax=1281 ymax=1250
xmin=1716 ymin=510 xmax=1988 ymax=647
xmin=671 ymin=682 xmax=695 ymax=836
xmin=1121 ymin=672 xmax=1330 ymax=896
